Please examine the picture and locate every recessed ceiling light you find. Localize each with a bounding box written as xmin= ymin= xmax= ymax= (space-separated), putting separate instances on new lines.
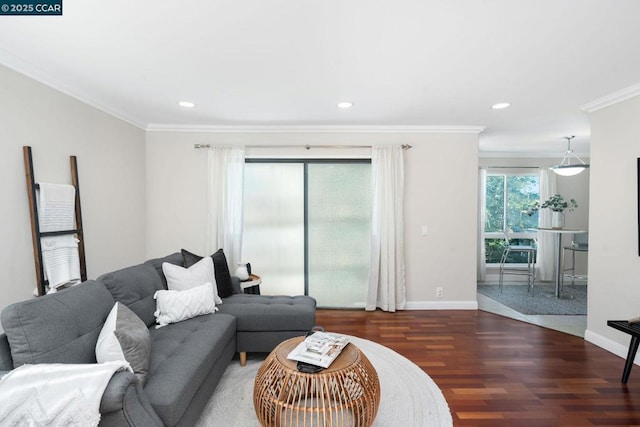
xmin=491 ymin=102 xmax=511 ymax=110
xmin=337 ymin=101 xmax=353 ymax=109
xmin=178 ymin=101 xmax=196 ymax=108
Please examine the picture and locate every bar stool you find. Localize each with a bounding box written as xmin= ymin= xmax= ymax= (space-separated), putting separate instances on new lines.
xmin=498 ymin=233 xmax=537 ymax=294
xmin=562 ymin=232 xmax=588 ymax=289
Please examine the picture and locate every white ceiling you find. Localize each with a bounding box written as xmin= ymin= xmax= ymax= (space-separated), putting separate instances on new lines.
xmin=2 ymin=0 xmax=640 ymax=157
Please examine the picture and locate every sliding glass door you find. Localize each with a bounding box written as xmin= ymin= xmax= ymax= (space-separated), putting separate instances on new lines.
xmin=307 ymin=163 xmax=371 ymax=307
xmin=242 ymin=163 xmax=305 ymax=296
xmin=242 ymin=160 xmax=371 ymax=307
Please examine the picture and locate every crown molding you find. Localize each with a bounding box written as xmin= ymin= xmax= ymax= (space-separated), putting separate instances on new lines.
xmin=1 ymin=47 xmax=488 ymax=135
xmin=145 ymin=124 xmax=486 ymax=134
xmin=479 ymin=151 xmax=566 ymax=159
xmin=581 ymin=82 xmax=640 ymax=113
xmin=0 ymin=48 xmax=147 ymax=130
xmin=1 ymin=48 xmax=487 ymax=135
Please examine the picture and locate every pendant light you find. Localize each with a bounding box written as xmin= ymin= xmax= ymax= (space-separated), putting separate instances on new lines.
xmin=549 ymin=136 xmax=590 ymax=176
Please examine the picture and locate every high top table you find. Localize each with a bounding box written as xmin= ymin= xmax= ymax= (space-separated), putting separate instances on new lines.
xmin=538 ymin=228 xmax=586 ymax=298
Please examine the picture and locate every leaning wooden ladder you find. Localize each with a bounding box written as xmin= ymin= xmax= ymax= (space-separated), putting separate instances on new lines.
xmin=23 ymin=146 xmax=87 ymax=296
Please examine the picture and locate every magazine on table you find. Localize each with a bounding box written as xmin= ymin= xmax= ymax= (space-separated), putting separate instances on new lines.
xmin=287 ymin=332 xmax=350 ymax=368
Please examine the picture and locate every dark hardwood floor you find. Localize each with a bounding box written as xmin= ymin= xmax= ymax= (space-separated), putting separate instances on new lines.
xmin=315 ymin=309 xmax=640 ymax=426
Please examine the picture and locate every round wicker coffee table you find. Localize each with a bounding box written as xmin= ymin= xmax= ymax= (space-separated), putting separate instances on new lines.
xmin=254 ymin=336 xmax=380 ymax=426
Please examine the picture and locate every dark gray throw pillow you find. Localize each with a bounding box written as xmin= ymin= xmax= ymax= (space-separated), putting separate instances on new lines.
xmin=182 ymin=248 xmax=235 ymax=298
xmin=96 ymin=302 xmax=151 ymax=385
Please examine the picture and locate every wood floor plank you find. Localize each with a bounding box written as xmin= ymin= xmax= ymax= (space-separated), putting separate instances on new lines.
xmin=315 ymin=309 xmax=640 ymax=426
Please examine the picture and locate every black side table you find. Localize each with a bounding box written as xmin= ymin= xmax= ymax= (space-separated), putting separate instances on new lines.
xmin=607 ymin=320 xmax=640 ymax=383
xmin=241 ymin=274 xmax=261 ymax=295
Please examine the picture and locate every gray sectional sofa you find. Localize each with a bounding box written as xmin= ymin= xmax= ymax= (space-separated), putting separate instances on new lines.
xmin=0 ymin=252 xmax=316 ymax=426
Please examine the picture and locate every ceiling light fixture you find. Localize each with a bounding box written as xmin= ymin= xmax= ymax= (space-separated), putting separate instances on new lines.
xmin=178 ymin=101 xmax=196 ymax=108
xmin=549 ymin=135 xmax=590 ymax=176
xmin=491 ymin=102 xmax=511 ymax=110
xmin=337 ymin=101 xmax=353 ymax=109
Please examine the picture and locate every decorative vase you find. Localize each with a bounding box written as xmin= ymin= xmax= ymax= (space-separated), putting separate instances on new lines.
xmin=235 ymin=263 xmax=250 ymax=281
xmin=551 ymin=211 xmax=565 ymax=229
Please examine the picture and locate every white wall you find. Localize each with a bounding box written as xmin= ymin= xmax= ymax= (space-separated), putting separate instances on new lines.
xmin=584 ymin=94 xmax=640 ymax=362
xmin=0 ymin=64 xmax=147 ymax=318
xmin=146 ymin=131 xmax=479 ymax=307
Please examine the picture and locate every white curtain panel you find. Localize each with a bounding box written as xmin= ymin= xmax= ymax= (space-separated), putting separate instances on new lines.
xmin=477 ymin=168 xmax=487 ymax=281
xmin=207 ymin=146 xmax=245 ymax=269
xmin=366 ymin=145 xmax=406 ymax=312
xmin=536 ymin=169 xmax=557 ymax=281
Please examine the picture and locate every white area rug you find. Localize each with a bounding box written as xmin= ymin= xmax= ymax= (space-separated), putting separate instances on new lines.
xmin=196 ymin=336 xmax=452 ymax=426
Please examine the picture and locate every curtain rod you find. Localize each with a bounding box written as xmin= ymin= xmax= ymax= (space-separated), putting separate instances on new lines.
xmin=193 ymin=144 xmax=412 ymax=150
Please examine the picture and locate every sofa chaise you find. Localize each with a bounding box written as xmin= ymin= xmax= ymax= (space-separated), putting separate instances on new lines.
xmin=0 ymin=251 xmax=316 ymax=426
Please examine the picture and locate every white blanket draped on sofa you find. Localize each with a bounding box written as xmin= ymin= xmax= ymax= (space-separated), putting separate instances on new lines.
xmin=0 ymin=361 xmax=130 ymax=427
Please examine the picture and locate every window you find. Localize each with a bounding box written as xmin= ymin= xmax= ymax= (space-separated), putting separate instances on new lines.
xmin=485 ymin=173 xmax=539 ymax=264
xmin=242 ymin=160 xmax=371 ymax=307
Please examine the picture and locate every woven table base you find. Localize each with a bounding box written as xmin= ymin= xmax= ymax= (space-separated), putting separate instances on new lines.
xmin=254 ymin=337 xmax=380 ymax=427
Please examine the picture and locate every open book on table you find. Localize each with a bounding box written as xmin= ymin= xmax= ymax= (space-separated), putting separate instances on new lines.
xmin=287 ymin=332 xmax=350 ymax=368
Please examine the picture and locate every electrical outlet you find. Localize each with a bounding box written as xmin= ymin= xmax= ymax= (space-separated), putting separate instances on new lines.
xmin=436 ymin=287 xmax=443 ymax=298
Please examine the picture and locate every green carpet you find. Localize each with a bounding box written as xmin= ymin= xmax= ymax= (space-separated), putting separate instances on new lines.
xmin=477 ymin=283 xmax=587 ymax=315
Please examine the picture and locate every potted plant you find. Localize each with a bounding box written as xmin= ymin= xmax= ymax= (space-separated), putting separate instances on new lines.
xmin=526 ymin=194 xmax=578 ymax=229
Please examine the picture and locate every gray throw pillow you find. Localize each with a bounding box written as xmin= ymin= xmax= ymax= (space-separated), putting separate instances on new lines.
xmin=96 ymin=302 xmax=151 ymax=385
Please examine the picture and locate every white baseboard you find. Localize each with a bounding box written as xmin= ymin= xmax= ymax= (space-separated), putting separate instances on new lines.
xmin=330 ymin=300 xmax=478 ymax=310
xmin=404 ymin=300 xmax=478 ymax=310
xmin=584 ymin=328 xmax=640 ymax=366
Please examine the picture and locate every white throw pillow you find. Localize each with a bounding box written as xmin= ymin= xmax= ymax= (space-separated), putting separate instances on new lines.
xmin=96 ymin=302 xmax=150 ymax=384
xmin=154 ymin=282 xmax=218 ymax=328
xmin=162 ymin=257 xmax=222 ymax=304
